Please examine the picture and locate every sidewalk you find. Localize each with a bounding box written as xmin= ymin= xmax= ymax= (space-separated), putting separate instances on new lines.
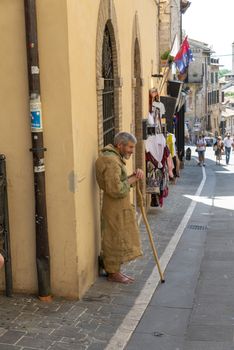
xmin=0 ymin=159 xmax=201 ymax=350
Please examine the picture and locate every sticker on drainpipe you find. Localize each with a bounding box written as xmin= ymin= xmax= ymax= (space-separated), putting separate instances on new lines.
xmin=34 ymin=165 xmax=45 ymax=173
xmin=31 ymin=66 xmax=40 ymax=74
xmin=30 ymin=99 xmax=43 ymax=132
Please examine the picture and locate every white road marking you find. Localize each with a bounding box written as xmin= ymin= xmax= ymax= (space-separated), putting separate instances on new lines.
xmin=105 ymin=167 xmax=207 ymax=350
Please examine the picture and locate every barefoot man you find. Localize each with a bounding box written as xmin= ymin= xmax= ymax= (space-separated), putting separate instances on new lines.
xmin=95 ymin=132 xmax=144 ymax=284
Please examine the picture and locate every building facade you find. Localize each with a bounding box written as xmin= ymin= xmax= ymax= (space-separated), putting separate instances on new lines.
xmin=185 ymin=39 xmax=221 ymax=141
xmin=220 ymin=41 xmax=234 ymax=136
xmin=0 ymin=0 xmax=162 ymax=298
xmin=222 ymin=106 xmax=234 ymax=137
xmin=207 ymin=58 xmax=221 ymax=136
xmin=158 ymin=0 xmax=190 ymax=160
xmin=159 ymin=0 xmax=182 ymax=58
xmin=184 ymin=39 xmax=209 ymax=142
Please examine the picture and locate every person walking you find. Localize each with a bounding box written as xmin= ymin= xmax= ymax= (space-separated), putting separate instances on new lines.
xmin=196 ymin=135 xmax=206 ymax=166
xmin=95 ymin=132 xmax=144 ymax=284
xmin=223 ymin=134 xmax=233 ymax=165
xmin=214 ymin=136 xmax=224 ymax=165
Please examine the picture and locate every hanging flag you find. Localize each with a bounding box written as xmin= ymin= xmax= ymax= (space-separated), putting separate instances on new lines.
xmin=174 ymin=36 xmax=193 ymax=74
xmin=170 ymin=34 xmax=179 ymax=57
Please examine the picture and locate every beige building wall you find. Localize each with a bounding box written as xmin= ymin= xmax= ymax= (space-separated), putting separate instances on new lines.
xmin=0 ymin=0 xmax=36 ymax=292
xmin=208 ymin=64 xmax=221 ymax=136
xmin=159 ymin=0 xmax=181 ymax=56
xmin=0 ymin=0 xmax=79 ymax=297
xmin=68 ymin=0 xmax=159 ymax=297
xmin=0 ymin=0 xmax=159 ymax=298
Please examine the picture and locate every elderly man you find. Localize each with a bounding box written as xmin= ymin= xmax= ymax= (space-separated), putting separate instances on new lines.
xmin=95 ymin=132 xmax=144 ymax=284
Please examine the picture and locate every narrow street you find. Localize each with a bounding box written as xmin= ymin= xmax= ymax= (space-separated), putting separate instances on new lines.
xmin=0 ymin=148 xmax=234 ymax=349
xmin=126 ymin=147 xmax=234 ymax=350
xmin=1 ymin=1 xmax=234 ymax=349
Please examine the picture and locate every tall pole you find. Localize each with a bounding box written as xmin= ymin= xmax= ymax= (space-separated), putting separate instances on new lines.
xmin=24 ymin=0 xmax=51 ymax=301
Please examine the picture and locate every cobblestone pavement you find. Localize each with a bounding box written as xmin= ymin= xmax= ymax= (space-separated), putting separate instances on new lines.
xmin=0 ymin=159 xmax=201 ymax=350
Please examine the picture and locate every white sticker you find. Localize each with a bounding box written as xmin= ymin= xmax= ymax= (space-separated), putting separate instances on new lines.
xmin=31 ymin=66 xmax=40 ymax=74
xmin=34 ymin=165 xmax=45 ymax=173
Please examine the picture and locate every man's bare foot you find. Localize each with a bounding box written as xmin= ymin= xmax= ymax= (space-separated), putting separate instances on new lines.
xmin=107 ymin=272 xmax=132 ymax=284
xmin=120 ymin=273 xmax=135 ymax=282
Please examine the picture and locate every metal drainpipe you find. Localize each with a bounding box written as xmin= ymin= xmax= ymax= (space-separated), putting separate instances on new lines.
xmin=154 ymin=0 xmax=160 ymax=72
xmin=24 ymin=0 xmax=52 ymax=301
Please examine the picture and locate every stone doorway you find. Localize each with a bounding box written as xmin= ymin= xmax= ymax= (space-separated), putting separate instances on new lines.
xmin=96 ymin=0 xmax=122 ymax=151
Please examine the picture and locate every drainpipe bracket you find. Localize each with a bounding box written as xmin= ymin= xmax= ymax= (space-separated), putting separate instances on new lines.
xmin=132 ymin=78 xmax=137 ymax=88
xmin=114 ymin=77 xmax=123 ymax=88
xmin=96 ymin=77 xmax=104 ymax=91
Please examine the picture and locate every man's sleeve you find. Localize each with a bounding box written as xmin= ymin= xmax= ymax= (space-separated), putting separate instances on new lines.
xmin=103 ymin=160 xmax=130 ymax=199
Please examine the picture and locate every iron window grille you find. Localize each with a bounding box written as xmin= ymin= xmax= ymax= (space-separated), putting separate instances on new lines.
xmin=102 ymin=26 xmax=115 ymax=146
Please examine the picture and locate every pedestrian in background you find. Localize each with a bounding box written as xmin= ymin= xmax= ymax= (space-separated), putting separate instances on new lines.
xmin=95 ymin=132 xmax=144 ymax=284
xmin=223 ymin=134 xmax=233 ymax=165
xmin=214 ymin=136 xmax=224 ymax=165
xmin=196 ymin=135 xmax=206 ymax=166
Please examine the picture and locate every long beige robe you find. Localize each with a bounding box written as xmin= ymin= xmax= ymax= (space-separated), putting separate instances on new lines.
xmin=95 ymin=145 xmax=142 ymax=273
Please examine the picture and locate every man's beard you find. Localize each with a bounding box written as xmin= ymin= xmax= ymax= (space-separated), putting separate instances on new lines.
xmin=123 ymin=153 xmax=131 ymax=159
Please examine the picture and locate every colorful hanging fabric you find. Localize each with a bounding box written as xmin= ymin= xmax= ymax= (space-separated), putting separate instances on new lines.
xmin=174 ymin=36 xmax=193 ymax=74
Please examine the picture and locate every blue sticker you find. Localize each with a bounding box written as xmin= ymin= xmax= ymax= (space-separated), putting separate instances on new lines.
xmin=31 ymin=110 xmax=42 ymax=129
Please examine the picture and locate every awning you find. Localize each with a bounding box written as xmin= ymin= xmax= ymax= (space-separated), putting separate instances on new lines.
xmin=167 ymin=80 xmax=188 ymax=112
xmin=181 ymin=0 xmax=191 ymax=14
xmin=160 ymin=96 xmax=177 ymax=132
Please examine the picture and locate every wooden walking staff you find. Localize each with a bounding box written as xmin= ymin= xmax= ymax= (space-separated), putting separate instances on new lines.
xmin=136 ymin=182 xmax=165 ymax=283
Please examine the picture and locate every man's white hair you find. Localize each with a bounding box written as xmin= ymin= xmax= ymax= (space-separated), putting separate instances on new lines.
xmin=114 ymin=132 xmax=137 ymax=146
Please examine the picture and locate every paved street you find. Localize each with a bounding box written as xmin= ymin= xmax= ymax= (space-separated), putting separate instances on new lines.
xmin=126 ymin=146 xmax=234 ymax=350
xmin=0 ymin=146 xmax=234 ymax=350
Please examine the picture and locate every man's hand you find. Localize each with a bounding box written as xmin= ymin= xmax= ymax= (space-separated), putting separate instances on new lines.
xmin=128 ymin=169 xmax=144 ymax=185
xmin=134 ymin=168 xmax=144 ymax=180
xmin=128 ymin=175 xmax=137 ymax=185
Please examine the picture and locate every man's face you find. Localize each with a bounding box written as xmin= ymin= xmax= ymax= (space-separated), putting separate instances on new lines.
xmin=150 ymin=90 xmax=157 ymax=98
xmin=117 ymin=141 xmax=135 ymax=159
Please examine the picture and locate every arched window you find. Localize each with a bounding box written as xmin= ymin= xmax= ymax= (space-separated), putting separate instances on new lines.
xmin=102 ymin=25 xmax=115 ymax=146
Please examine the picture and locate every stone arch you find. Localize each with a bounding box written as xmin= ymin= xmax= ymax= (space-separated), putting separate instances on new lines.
xmin=96 ymin=0 xmax=122 ymax=150
xmin=131 ymin=13 xmax=145 ymax=200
